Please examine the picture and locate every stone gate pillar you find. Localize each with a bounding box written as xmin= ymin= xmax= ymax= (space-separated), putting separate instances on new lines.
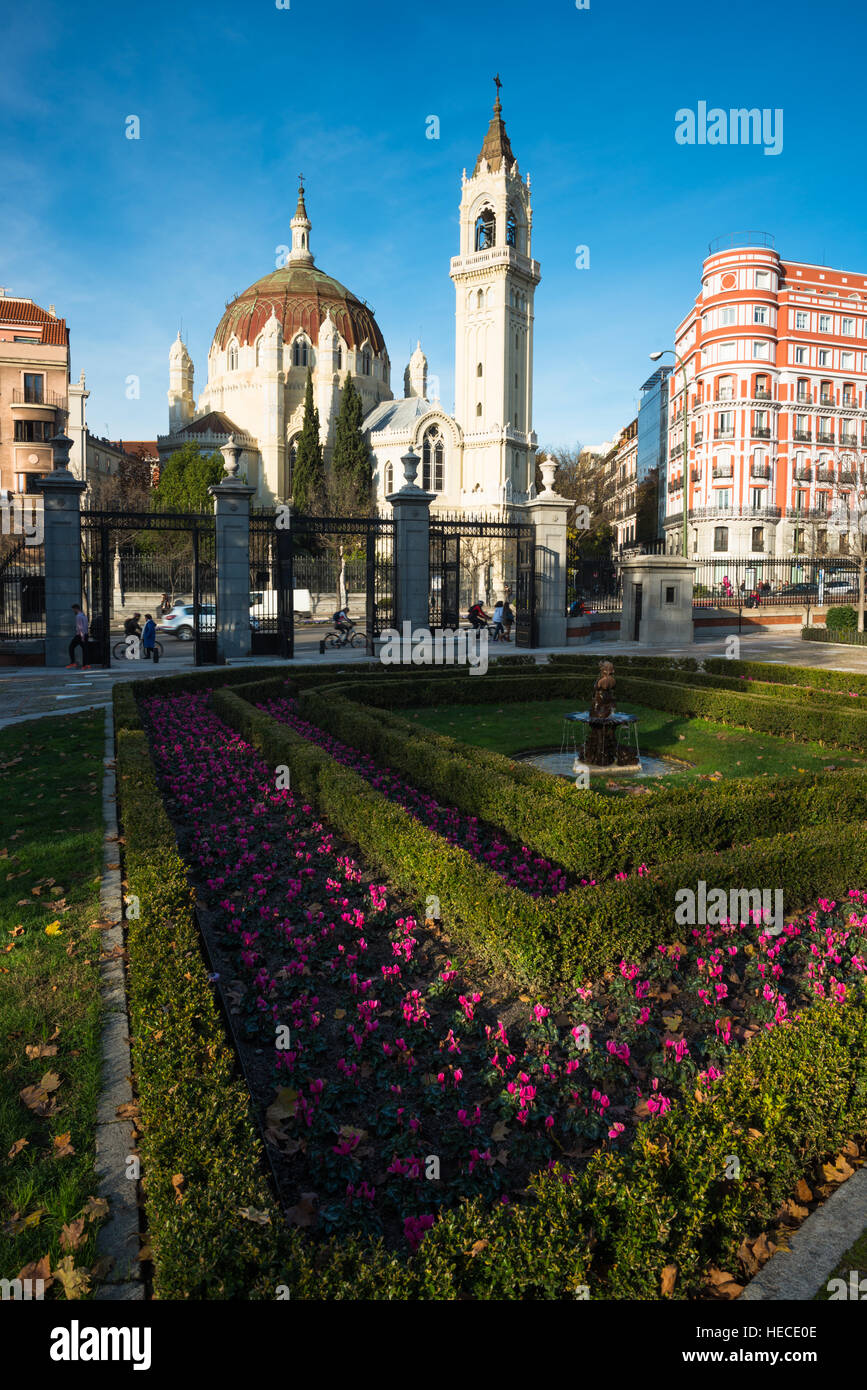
xmin=388 ymin=446 xmax=434 ymax=633
xmin=620 ymin=553 xmax=695 ymax=645
xmin=37 ymin=431 xmax=87 ymax=668
xmin=517 ymin=460 xmax=568 ymax=648
xmin=209 ymin=437 xmax=255 ymax=662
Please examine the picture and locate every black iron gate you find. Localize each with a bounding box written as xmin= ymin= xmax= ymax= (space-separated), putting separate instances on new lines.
xmin=80 ymin=508 xmax=217 ymax=668
xmin=252 ymin=512 xmax=395 ymax=659
xmin=0 ymin=535 xmax=46 ymax=647
xmin=429 ymin=514 xmax=537 ymax=646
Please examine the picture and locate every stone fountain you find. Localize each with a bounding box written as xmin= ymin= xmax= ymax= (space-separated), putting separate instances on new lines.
xmin=562 ymin=660 xmax=641 ymax=768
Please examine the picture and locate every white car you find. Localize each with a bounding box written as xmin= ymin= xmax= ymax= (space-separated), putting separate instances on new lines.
xmin=157 ymin=603 xmax=215 ymax=641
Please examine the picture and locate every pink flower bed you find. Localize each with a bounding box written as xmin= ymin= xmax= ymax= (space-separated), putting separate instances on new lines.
xmin=140 ymin=689 xmax=867 ymax=1250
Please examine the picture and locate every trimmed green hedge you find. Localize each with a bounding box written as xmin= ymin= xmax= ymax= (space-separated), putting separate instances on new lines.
xmin=802 ymin=626 xmax=867 ymax=646
xmin=704 ymin=657 xmax=867 ymax=695
xmin=214 ymin=688 xmax=867 ymax=987
xmin=112 ymin=681 xmax=867 ymax=1300
xmin=290 ymin=683 xmax=867 ymax=880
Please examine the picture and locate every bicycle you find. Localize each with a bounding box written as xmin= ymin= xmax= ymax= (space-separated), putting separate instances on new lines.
xmin=323 ymin=626 xmax=367 ymax=650
xmin=112 ymin=636 xmax=164 ymax=660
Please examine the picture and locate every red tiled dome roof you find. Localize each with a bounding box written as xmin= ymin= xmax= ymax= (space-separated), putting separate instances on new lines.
xmin=212 ymin=264 xmax=385 ymax=355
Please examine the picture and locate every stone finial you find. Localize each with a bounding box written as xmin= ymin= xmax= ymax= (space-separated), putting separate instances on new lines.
xmin=220 ymin=434 xmax=242 ymax=479
xmin=50 ymin=430 xmax=73 ymax=471
xmin=400 ymin=446 xmax=421 ymax=488
xmin=538 ymin=457 xmax=558 ymax=495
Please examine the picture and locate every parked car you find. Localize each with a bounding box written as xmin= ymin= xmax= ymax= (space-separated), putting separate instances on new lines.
xmin=157 ymin=603 xmax=216 ymax=641
xmin=775 ymin=582 xmax=819 ymax=600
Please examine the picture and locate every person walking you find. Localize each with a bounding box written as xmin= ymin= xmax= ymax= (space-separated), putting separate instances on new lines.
xmin=159 ymin=593 xmax=171 ymax=616
xmin=66 ymin=604 xmax=90 ymax=669
xmin=491 ymin=599 xmax=504 ymax=641
xmin=501 ymin=599 xmax=514 ymax=641
xmin=141 ymin=613 xmax=156 ymax=660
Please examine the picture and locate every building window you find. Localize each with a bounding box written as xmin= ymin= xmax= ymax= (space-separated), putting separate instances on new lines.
xmin=477 ymin=362 xmax=483 ymax=377
xmin=842 ymin=351 xmax=855 ymax=369
xmin=720 ymin=306 xmax=737 ymax=326
xmin=361 ymin=348 xmax=371 ymax=374
xmin=476 ymin=402 xmax=483 ymax=417
xmin=22 ymin=373 xmax=44 ymax=404
xmin=506 ymin=211 xmax=517 ymax=247
xmin=754 ymin=305 xmax=769 ymax=324
xmin=842 ymin=317 xmax=855 ymax=335
xmin=794 ymin=346 xmax=807 ymax=364
xmin=819 ymin=314 xmax=832 ymax=332
xmin=337 ymin=346 xmax=343 ymax=369
xmin=714 ymin=526 xmax=729 ymax=551
xmin=475 ymin=207 xmax=495 ymax=251
xmin=750 ymin=488 xmax=764 ymax=510
xmin=422 ymin=428 xmax=444 ymax=491
xmin=753 ymin=340 xmax=769 ymax=360
xmin=14 ymin=419 xmax=53 ymax=442
xmin=293 ymin=338 xmax=309 ymax=368
xmin=795 ymin=311 xmax=809 ymax=330
xmin=384 ymin=462 xmax=393 ymax=494
xmin=752 ymin=526 xmax=764 ymax=551
xmin=717 ymin=490 xmax=732 ymax=510
xmin=843 ymin=383 xmax=856 ymax=406
xmin=228 ymin=343 xmax=239 ymax=371
xmin=818 ymin=349 xmax=830 ymax=366
xmin=817 ymin=492 xmax=828 ymax=513
xmin=755 ymin=271 xmax=771 ymax=289
xmin=717 ymin=376 xmax=735 ymax=400
xmin=718 ymin=341 xmax=736 ymax=360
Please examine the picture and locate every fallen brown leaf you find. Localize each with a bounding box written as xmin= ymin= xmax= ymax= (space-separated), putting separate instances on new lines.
xmin=53 ymin=1256 xmax=91 ymax=1300
xmin=7 ymin=1137 xmax=28 ymax=1160
xmin=660 ymin=1263 xmax=677 ymax=1297
xmin=60 ymin=1216 xmax=86 ymax=1252
xmin=53 ymin=1132 xmax=75 ymax=1159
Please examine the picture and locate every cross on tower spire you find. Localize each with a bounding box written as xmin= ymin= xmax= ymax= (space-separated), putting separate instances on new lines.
xmin=493 ymin=73 xmax=502 ymax=112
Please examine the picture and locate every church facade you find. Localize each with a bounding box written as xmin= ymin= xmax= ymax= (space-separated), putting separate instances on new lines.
xmin=157 ymin=87 xmax=541 ymax=513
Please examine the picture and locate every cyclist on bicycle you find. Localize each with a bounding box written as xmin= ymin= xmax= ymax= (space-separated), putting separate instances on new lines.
xmin=333 ymin=607 xmax=354 ymax=644
xmin=468 ymin=601 xmax=490 ymax=631
xmin=123 ymin=612 xmax=142 ymax=638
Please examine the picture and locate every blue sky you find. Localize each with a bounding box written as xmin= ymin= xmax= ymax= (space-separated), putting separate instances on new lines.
xmin=2 ymin=0 xmax=865 ymax=451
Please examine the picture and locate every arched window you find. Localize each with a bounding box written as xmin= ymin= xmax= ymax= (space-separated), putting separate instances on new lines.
xmin=506 ymin=211 xmax=517 ymax=247
xmin=384 ymin=462 xmax=393 ymax=494
xmin=474 ymin=207 xmax=495 ymax=251
xmin=228 ymin=341 xmax=239 ymax=371
xmin=361 ymin=348 xmax=371 ymax=374
xmin=288 ymin=435 xmax=299 ymax=490
xmin=476 ymin=363 xmax=483 ymax=377
xmin=293 ymin=337 xmax=310 ymax=368
xmin=337 ymin=345 xmax=343 ymax=370
xmin=254 ymin=337 xmax=262 ymax=367
xmin=476 ymin=402 xmax=483 ymax=417
xmin=422 ymin=427 xmax=444 ymax=491
xmin=476 ymin=289 xmax=484 ymax=310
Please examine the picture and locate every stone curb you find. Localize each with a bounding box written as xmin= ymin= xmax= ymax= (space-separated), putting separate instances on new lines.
xmin=93 ymin=707 xmax=144 ymax=1299
xmin=740 ymin=1168 xmax=867 ymax=1301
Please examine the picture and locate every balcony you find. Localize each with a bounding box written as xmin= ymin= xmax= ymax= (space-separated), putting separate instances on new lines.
xmin=714 ymin=427 xmax=735 ymax=440
xmin=816 ymin=431 xmax=835 ymax=445
xmin=715 ymin=391 xmax=736 ymax=402
xmin=751 ymin=463 xmax=772 ymax=480
xmin=753 ymin=426 xmax=772 ymax=439
xmin=690 ymin=505 xmax=782 ymax=521
xmin=819 ymin=394 xmax=834 ymax=406
xmin=712 ymin=464 xmax=734 ymax=480
xmin=670 ymin=441 xmax=683 ymax=460
xmin=691 ymin=467 xmax=702 ymax=482
xmin=840 ymin=469 xmax=856 ymax=483
xmin=694 ymin=429 xmax=704 ymax=444
xmin=668 ymin=478 xmax=683 ymax=494
xmin=816 ymin=467 xmax=835 ymax=482
xmin=754 ymin=389 xmax=772 ymax=400
xmin=793 ymin=429 xmax=812 ymax=442
xmin=786 ymin=507 xmax=824 ymax=521
xmin=796 ymin=392 xmax=811 ymax=404
xmin=794 ymin=467 xmax=812 ymax=482
xmin=11 ymin=387 xmax=66 ymax=409
xmin=839 ymin=432 xmax=857 ymax=446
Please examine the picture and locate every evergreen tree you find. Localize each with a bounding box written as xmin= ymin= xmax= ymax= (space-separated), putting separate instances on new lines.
xmin=153 ymin=440 xmax=224 ymax=512
xmin=331 ymin=372 xmax=371 ymax=510
xmin=291 ymin=369 xmax=325 ymax=512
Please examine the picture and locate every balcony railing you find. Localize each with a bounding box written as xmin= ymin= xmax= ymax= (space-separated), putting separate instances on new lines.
xmin=819 ymin=395 xmax=834 ymax=406
xmin=694 ymin=429 xmax=704 ymax=444
xmin=691 ymin=467 xmax=702 ymax=482
xmin=796 ymin=392 xmax=811 ymax=404
xmin=754 ymin=389 xmax=772 ymax=400
xmin=690 ymin=505 xmax=782 ymax=521
xmin=816 ymin=467 xmax=835 ymax=482
xmin=751 ymin=464 xmax=772 ymax=480
xmin=714 ymin=391 xmax=736 ymax=402
xmin=840 ymin=469 xmax=856 ymax=483
xmin=714 ymin=427 xmax=735 ymax=439
xmin=793 ymin=429 xmax=812 ymax=441
xmin=816 ymin=432 xmax=835 ymax=445
xmin=786 ymin=507 xmax=824 ymax=521
xmin=753 ymin=426 xmax=772 ymax=439
xmin=712 ymin=464 xmax=734 ymax=479
xmin=839 ymin=432 xmax=857 ymax=446
xmin=794 ymin=467 xmax=812 ymax=482
xmin=670 ymin=441 xmax=683 ymax=459
xmin=668 ymin=478 xmax=683 ymax=494
xmin=11 ymin=387 xmax=66 ymax=409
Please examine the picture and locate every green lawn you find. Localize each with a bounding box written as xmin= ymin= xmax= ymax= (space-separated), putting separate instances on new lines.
xmin=0 ymin=711 xmax=107 ymax=1296
xmin=408 ymin=699 xmax=865 ymax=785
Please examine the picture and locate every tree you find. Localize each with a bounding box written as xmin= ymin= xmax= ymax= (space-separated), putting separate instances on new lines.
xmin=152 ymin=441 xmax=223 ymax=513
xmin=331 ymin=373 xmax=371 ymax=509
xmin=291 ymin=369 xmax=325 ymax=513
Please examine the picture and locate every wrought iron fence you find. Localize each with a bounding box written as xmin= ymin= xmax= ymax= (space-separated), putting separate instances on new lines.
xmin=429 ymin=513 xmax=537 ymax=645
xmin=691 ymin=556 xmax=861 ymax=608
xmin=0 ymin=536 xmax=46 ymax=643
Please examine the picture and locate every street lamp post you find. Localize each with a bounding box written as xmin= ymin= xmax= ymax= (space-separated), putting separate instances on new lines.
xmin=650 ymin=348 xmax=689 ymax=559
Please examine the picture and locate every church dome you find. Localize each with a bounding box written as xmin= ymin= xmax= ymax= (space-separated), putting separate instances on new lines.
xmin=212 ymin=263 xmax=386 ymax=355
